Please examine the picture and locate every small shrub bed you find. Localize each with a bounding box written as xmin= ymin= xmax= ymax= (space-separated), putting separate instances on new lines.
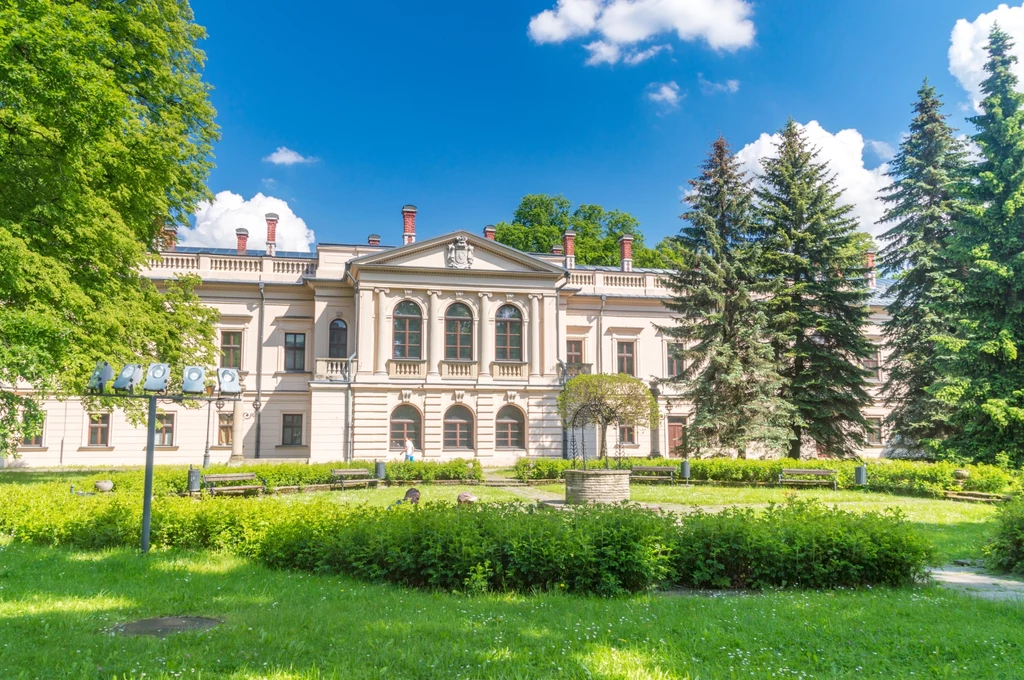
xmin=0 ymin=482 xmax=931 ymax=594
xmin=985 ymin=497 xmax=1024 ymax=575
xmin=513 ymin=457 xmax=1017 ymax=497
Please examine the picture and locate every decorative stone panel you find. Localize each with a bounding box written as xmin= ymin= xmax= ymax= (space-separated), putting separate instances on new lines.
xmin=564 ymin=469 xmax=630 ymax=504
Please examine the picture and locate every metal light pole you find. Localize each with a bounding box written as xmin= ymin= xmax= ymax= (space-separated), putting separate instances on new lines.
xmin=141 ymin=394 xmax=157 ymax=553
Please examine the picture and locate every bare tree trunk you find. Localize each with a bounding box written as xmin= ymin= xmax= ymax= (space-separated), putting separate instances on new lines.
xmin=600 ymin=419 xmax=610 ymax=469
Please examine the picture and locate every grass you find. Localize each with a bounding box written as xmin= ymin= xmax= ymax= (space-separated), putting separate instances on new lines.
xmin=1 ymin=541 xmax=1023 ymax=679
xmin=278 ymin=485 xmax=523 ymax=506
xmin=537 ymin=483 xmax=1000 ymax=564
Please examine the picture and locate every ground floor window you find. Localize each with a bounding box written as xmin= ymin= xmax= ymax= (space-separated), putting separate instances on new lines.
xmin=156 ymin=414 xmax=175 ymax=446
xmin=88 ymin=414 xmax=110 ymax=447
xmin=443 ymin=405 xmax=474 ymax=449
xmin=22 ymin=418 xmax=43 ymax=447
xmin=282 ymin=414 xmax=303 ymax=446
xmin=618 ymin=425 xmax=636 ymax=445
xmin=218 ymin=413 xmax=233 ymax=446
xmin=495 ymin=405 xmax=525 ymax=448
xmin=390 ymin=405 xmax=422 ymax=449
xmin=865 ymin=417 xmax=884 ymax=446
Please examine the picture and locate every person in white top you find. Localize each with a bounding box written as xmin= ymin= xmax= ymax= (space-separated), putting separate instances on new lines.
xmin=404 ymin=438 xmax=415 ymax=462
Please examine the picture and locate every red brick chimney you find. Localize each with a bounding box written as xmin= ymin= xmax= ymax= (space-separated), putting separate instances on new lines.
xmin=401 ymin=205 xmax=417 ymax=245
xmin=551 ymin=243 xmax=564 ymax=256
xmin=563 ymin=230 xmax=576 ymax=269
xmin=866 ymin=250 xmax=876 ymax=289
xmin=483 ymin=225 xmax=496 ymax=241
xmin=265 ymin=212 xmax=279 ymax=256
xmin=236 ymin=228 xmax=249 ymax=255
xmin=368 ymin=233 xmax=381 ymax=246
xmin=161 ymin=225 xmax=177 ymax=252
xmin=619 ymin=235 xmax=633 ymax=272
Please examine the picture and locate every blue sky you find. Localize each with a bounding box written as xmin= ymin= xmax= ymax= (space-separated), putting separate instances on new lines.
xmin=180 ymin=0 xmax=1014 ymax=252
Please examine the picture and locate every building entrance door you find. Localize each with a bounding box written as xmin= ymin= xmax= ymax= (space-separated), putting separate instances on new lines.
xmin=667 ymin=417 xmax=687 ymax=457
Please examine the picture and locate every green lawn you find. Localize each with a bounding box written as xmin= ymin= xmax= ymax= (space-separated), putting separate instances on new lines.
xmin=280 ymin=484 xmax=524 ymax=506
xmin=537 ymin=483 xmax=999 ymax=564
xmin=1 ymin=541 xmax=1022 ymax=679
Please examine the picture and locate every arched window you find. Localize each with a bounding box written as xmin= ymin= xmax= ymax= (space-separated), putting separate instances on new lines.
xmin=390 ymin=405 xmax=422 ymax=449
xmin=495 ymin=405 xmax=525 ymax=449
xmin=444 ymin=303 xmax=473 ymax=360
xmin=328 ymin=319 xmax=348 ymax=359
xmin=495 ymin=305 xmax=523 ymax=362
xmin=393 ymin=301 xmax=422 ymax=359
xmin=443 ymin=405 xmax=474 ymax=449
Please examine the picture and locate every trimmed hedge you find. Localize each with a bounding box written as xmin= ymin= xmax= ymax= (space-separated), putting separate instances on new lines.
xmin=0 ymin=482 xmax=931 ymax=594
xmin=985 ymin=497 xmax=1024 ymax=576
xmin=43 ymin=459 xmax=483 ymax=496
xmin=513 ymin=457 xmax=1018 ymax=497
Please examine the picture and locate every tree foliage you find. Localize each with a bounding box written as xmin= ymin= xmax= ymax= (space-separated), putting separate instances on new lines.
xmin=557 ymin=373 xmax=660 ymax=462
xmin=494 ymin=194 xmax=684 ymax=268
xmin=755 ymin=120 xmax=874 ymax=459
xmin=877 ymin=81 xmax=968 ymax=449
xmin=930 ymin=26 xmax=1024 ymax=465
xmin=660 ymin=137 xmax=796 ymax=458
xmin=0 ymin=0 xmax=220 ymax=453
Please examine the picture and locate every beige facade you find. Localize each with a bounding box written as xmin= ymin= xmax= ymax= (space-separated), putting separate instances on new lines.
xmin=11 ymin=211 xmax=893 ymax=468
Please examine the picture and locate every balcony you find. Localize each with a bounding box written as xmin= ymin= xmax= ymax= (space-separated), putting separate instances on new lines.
xmin=560 ymin=362 xmax=592 ymax=384
xmin=441 ymin=361 xmax=479 ymax=379
xmin=491 ymin=361 xmax=528 ymax=380
xmin=388 ymin=359 xmax=427 ymax=379
xmin=314 ymin=358 xmax=351 ymax=382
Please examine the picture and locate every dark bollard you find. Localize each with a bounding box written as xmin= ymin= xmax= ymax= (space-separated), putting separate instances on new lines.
xmin=680 ymin=459 xmax=691 ymax=485
xmin=855 ymin=465 xmax=867 ymax=486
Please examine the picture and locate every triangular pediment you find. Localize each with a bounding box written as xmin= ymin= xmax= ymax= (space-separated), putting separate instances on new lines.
xmin=348 ymin=230 xmax=565 ymax=276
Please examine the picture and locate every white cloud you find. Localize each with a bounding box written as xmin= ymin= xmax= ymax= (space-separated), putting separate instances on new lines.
xmin=736 ymin=121 xmax=892 ymax=236
xmin=262 ymin=146 xmax=318 ymax=165
xmin=698 ymin=73 xmax=740 ymax=94
xmin=179 ymin=191 xmax=316 ymax=253
xmin=949 ymin=3 xmax=1024 ymax=112
xmin=867 ymin=140 xmax=896 ymax=162
xmin=646 ymin=81 xmax=682 ymax=109
xmin=529 ymin=0 xmax=755 ymax=66
xmin=623 ymin=43 xmax=673 ymax=65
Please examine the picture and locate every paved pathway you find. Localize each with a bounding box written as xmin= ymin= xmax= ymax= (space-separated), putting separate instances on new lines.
xmin=929 ymin=566 xmax=1024 ymax=602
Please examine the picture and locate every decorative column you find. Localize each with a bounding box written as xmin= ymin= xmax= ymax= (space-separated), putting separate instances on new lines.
xmin=478 ymin=292 xmax=493 ymax=381
xmin=427 ymin=290 xmax=442 ymax=378
xmin=374 ymin=288 xmax=389 ymax=375
xmin=229 ymin=398 xmax=244 ymax=463
xmin=529 ymin=294 xmax=541 ymax=377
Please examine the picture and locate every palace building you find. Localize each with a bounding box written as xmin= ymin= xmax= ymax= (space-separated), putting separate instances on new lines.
xmin=11 ymin=206 xmax=893 ymax=468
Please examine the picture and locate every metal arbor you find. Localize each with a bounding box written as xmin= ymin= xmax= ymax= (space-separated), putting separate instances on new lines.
xmin=566 ymin=402 xmax=602 ymax=470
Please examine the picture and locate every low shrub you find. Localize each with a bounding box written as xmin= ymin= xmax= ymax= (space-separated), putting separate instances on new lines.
xmin=0 ymin=481 xmax=932 ymax=594
xmin=513 ymin=457 xmax=1017 ymax=498
xmin=984 ymin=497 xmax=1024 ymax=575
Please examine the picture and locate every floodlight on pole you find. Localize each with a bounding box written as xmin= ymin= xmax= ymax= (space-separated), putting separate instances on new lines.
xmin=112 ymin=364 xmax=144 ymax=392
xmin=182 ymin=366 xmax=207 ymax=395
xmin=144 ymin=363 xmax=170 ymax=392
xmin=218 ymin=368 xmax=241 ymax=395
xmin=87 ymin=361 xmax=114 ymax=394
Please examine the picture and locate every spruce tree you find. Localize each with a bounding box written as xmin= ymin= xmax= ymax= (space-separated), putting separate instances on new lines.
xmin=877 ymin=81 xmax=968 ymax=450
xmin=932 ymin=26 xmax=1024 ymax=464
xmin=660 ymin=137 xmax=796 ymax=457
xmin=755 ymin=120 xmax=874 ymax=459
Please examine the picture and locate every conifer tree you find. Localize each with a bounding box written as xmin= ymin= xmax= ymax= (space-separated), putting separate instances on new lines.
xmin=932 ymin=26 xmax=1024 ymax=464
xmin=877 ymin=81 xmax=968 ymax=450
xmin=755 ymin=121 xmax=874 ymax=459
xmin=660 ymin=137 xmax=795 ymax=457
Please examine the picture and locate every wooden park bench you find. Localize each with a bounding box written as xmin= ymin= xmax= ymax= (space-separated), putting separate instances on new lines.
xmin=202 ymin=472 xmax=264 ymax=496
xmin=630 ymin=466 xmax=677 ymax=484
xmin=331 ymin=468 xmax=379 ymax=490
xmin=778 ymin=468 xmax=837 ymax=491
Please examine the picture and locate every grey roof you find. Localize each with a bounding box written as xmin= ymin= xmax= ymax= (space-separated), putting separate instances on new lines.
xmin=869 ymin=277 xmax=895 ymax=306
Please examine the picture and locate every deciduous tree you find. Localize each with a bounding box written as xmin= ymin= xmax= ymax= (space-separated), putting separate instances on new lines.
xmin=557 ymin=373 xmax=660 ymax=465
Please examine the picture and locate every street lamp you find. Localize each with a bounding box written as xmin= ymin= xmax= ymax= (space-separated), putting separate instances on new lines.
xmin=86 ymin=361 xmax=241 ymax=553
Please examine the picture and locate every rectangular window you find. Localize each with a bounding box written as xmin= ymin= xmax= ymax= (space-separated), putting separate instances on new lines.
xmin=618 ymin=425 xmax=635 ymax=445
xmin=617 ymin=341 xmax=635 ymax=376
xmin=566 ymin=340 xmax=583 ymax=365
xmin=284 ymin=333 xmax=306 ymax=371
xmin=444 ymin=319 xmax=473 ymax=360
xmin=443 ymin=421 xmax=472 ymax=449
xmin=862 ymin=350 xmax=882 ymax=381
xmin=667 ymin=344 xmax=685 ymax=377
xmin=865 ymin=418 xmax=884 ymax=446
xmin=88 ymin=414 xmax=110 ymax=447
xmin=220 ymin=331 xmax=242 ymax=369
xmin=282 ymin=414 xmax=303 ymax=446
xmin=21 ymin=420 xmax=43 ymax=448
xmin=218 ymin=413 xmax=233 ymax=446
xmin=156 ymin=414 xmax=175 ymax=447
